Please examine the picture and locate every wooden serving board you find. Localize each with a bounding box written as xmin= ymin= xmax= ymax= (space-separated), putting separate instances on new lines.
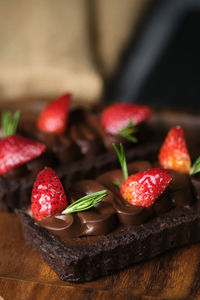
xmin=1 ymin=212 xmax=200 ymax=300
xmin=1 ymin=101 xmax=200 ymax=299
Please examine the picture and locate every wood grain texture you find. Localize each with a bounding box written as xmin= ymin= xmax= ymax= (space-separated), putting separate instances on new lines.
xmin=1 ymin=102 xmax=200 ymax=299
xmin=1 ymin=212 xmax=200 ymax=300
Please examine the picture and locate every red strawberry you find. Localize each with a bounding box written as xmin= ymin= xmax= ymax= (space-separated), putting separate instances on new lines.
xmin=158 ymin=126 xmax=191 ymax=174
xmin=101 ymin=103 xmax=152 ymax=135
xmin=31 ymin=167 xmax=67 ymax=221
xmin=120 ymin=168 xmax=172 ymax=207
xmin=0 ymin=135 xmax=46 ymax=175
xmin=37 ymin=93 xmax=71 ymax=134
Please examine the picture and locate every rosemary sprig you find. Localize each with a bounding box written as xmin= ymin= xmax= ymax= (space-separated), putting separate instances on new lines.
xmin=61 ymin=190 xmax=109 ymax=214
xmin=2 ymin=110 xmax=21 ymax=137
xmin=113 ymin=181 xmax=122 ymax=188
xmin=112 ymin=143 xmax=128 ymax=186
xmin=116 ymin=120 xmax=138 ymax=143
xmin=190 ymin=156 xmax=200 ymax=175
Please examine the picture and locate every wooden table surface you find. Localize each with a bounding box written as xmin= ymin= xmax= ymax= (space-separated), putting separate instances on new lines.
xmin=1 ymin=101 xmax=200 ymax=299
xmin=1 ymin=211 xmax=200 ymax=300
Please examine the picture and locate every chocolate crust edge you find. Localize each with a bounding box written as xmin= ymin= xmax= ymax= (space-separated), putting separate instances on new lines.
xmin=16 ymin=208 xmax=200 ymax=283
xmin=1 ymin=141 xmax=159 ymax=212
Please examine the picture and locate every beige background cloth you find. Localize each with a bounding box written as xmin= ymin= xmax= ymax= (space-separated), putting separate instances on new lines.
xmin=0 ymin=0 xmax=151 ymax=103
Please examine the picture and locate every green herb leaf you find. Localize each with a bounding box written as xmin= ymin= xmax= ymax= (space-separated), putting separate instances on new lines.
xmin=113 ymin=181 xmax=122 ymax=188
xmin=116 ymin=120 xmax=138 ymax=143
xmin=112 ymin=143 xmax=128 ymax=181
xmin=190 ymin=156 xmax=200 ymax=175
xmin=61 ymin=190 xmax=109 ymax=214
xmin=2 ymin=110 xmax=21 ymax=137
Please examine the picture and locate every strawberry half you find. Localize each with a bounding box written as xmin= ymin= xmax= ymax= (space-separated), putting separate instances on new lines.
xmin=101 ymin=103 xmax=152 ymax=135
xmin=120 ymin=168 xmax=172 ymax=207
xmin=31 ymin=167 xmax=67 ymax=221
xmin=37 ymin=93 xmax=71 ymax=134
xmin=0 ymin=135 xmax=46 ymax=175
xmin=158 ymin=126 xmax=191 ymax=174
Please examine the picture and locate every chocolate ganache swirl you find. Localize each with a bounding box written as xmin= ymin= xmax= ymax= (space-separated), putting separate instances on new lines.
xmin=36 ymin=161 xmax=196 ymax=238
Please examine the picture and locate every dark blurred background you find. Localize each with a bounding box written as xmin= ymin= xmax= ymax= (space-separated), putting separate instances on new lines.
xmin=0 ymin=0 xmax=200 ymax=107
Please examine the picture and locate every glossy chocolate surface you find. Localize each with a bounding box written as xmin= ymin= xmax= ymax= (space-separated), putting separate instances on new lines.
xmin=35 ymin=161 xmax=197 ymax=240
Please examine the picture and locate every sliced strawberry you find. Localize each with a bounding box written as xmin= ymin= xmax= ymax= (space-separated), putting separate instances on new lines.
xmin=37 ymin=93 xmax=71 ymax=134
xmin=31 ymin=167 xmax=67 ymax=221
xmin=101 ymin=103 xmax=152 ymax=135
xmin=158 ymin=126 xmax=191 ymax=174
xmin=0 ymin=135 xmax=46 ymax=175
xmin=120 ymin=168 xmax=172 ymax=207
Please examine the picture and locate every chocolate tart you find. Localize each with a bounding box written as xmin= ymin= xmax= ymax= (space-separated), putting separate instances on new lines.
xmin=19 ymin=105 xmax=154 ymax=159
xmin=17 ymin=161 xmax=200 ymax=282
xmin=0 ymin=143 xmax=157 ymax=212
xmin=0 ymin=104 xmax=159 ymax=211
